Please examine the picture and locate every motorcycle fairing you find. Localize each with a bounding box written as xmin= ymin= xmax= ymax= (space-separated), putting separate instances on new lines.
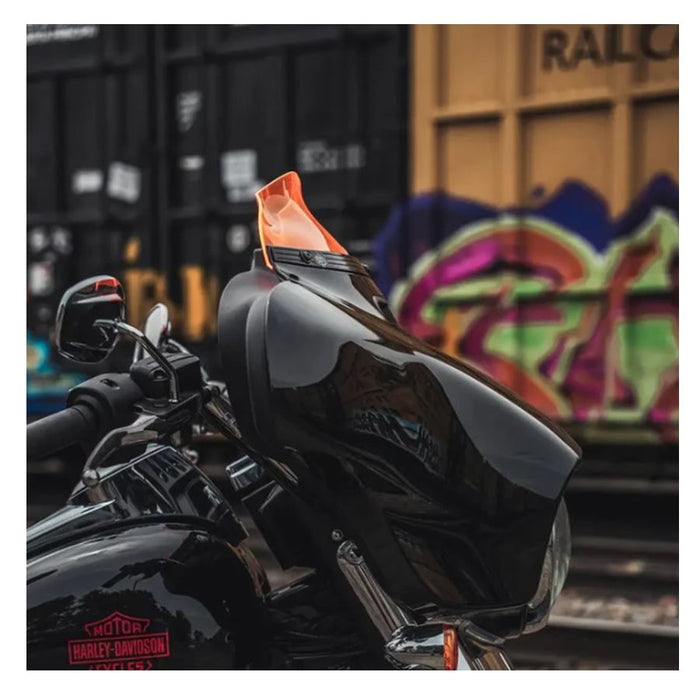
xmin=217 ymin=173 xmax=581 ymax=630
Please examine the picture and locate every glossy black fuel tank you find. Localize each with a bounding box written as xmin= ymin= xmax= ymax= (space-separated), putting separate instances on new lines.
xmin=218 ymin=249 xmax=581 ymax=618
xmin=27 ymin=520 xmax=268 ymax=669
xmin=27 ymin=446 xmax=270 ymax=669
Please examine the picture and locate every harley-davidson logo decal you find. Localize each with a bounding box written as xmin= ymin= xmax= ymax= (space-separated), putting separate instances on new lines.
xmin=68 ymin=611 xmax=170 ymax=670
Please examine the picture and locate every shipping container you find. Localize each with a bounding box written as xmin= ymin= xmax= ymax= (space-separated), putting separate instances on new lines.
xmin=376 ymin=24 xmax=679 ymax=443
xmin=27 ymin=24 xmax=409 ymax=402
xmin=159 ymin=25 xmax=408 ymax=346
xmin=27 ymin=25 xmax=156 ymax=336
xmin=27 ymin=25 xmax=159 ymax=412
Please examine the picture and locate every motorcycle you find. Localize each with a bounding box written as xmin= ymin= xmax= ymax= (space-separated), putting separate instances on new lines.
xmin=27 ymin=171 xmax=580 ymax=670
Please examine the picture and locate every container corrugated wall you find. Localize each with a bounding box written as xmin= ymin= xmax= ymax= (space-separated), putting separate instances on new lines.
xmin=27 ymin=25 xmax=408 ymax=393
xmin=27 ymin=25 xmax=156 ymax=339
xmin=411 ymin=24 xmax=677 ymax=207
xmin=157 ymin=25 xmax=408 ymax=345
xmin=378 ymin=24 xmax=679 ymax=443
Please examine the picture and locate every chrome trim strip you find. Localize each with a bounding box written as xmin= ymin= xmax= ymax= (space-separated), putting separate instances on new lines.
xmin=226 ymin=457 xmax=264 ymax=492
xmin=385 ymin=625 xmax=444 ymax=670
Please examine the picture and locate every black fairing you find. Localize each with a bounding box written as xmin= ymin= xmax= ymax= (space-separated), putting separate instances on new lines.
xmin=218 ymin=248 xmax=581 ymax=620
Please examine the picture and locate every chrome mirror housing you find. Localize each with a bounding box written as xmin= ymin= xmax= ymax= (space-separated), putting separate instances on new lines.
xmin=134 ymin=302 xmax=170 ymax=362
xmin=55 ymin=276 xmax=125 ymax=363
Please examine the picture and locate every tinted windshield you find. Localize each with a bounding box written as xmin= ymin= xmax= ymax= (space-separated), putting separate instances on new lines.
xmin=255 ymin=171 xmax=346 ymax=268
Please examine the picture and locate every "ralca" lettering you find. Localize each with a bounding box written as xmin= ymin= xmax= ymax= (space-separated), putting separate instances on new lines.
xmin=543 ymin=25 xmax=678 ymax=71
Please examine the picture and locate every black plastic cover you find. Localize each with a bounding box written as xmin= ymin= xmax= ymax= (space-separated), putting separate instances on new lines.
xmin=130 ymin=352 xmax=203 ymax=399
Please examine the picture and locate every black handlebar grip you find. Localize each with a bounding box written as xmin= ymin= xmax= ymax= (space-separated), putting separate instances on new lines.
xmin=27 ymin=404 xmax=99 ymax=461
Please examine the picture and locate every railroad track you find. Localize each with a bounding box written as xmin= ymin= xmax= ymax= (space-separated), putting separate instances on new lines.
xmin=569 ymin=535 xmax=678 ymax=588
xmin=507 ymin=621 xmax=678 ymax=670
xmin=510 ymin=612 xmax=678 ymax=670
xmin=509 ymin=533 xmax=678 ymax=669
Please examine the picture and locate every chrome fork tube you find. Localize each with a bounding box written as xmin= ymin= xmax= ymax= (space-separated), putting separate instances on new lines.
xmin=335 ymin=538 xmax=514 ymax=670
xmin=336 ymin=540 xmax=411 ymax=641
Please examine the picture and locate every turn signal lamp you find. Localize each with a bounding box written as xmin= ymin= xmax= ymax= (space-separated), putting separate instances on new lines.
xmin=443 ymin=625 xmax=458 ymax=670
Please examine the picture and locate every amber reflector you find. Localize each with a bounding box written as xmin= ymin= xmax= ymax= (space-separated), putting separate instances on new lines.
xmin=255 ymin=171 xmax=347 ymax=269
xmin=443 ymin=625 xmax=458 ymax=670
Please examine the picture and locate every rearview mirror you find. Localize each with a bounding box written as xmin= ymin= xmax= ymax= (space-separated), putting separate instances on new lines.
xmin=134 ymin=303 xmax=170 ymax=362
xmin=55 ymin=276 xmax=126 ymax=363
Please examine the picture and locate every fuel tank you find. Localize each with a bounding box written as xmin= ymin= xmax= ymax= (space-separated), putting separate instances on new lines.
xmin=218 ymin=247 xmax=581 ymax=627
xmin=27 ymin=446 xmax=269 ymax=669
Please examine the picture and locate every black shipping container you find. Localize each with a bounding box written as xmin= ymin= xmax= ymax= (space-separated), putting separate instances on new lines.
xmin=27 ymin=24 xmax=408 ymax=355
xmin=162 ymin=25 xmax=408 ymax=310
xmin=27 ymin=25 xmax=156 ymax=340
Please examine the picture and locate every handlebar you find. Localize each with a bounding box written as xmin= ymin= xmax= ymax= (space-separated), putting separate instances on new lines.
xmin=27 ymin=358 xmax=237 ymax=464
xmin=27 ymin=404 xmax=100 ymax=461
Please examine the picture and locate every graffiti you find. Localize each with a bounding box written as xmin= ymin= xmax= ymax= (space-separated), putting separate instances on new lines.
xmin=374 ymin=174 xmax=678 ymax=442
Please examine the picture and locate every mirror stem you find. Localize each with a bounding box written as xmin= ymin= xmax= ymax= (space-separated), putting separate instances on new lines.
xmin=94 ymin=319 xmax=180 ymax=402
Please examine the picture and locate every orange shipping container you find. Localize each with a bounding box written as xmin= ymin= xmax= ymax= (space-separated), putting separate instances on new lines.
xmin=377 ymin=25 xmax=679 ymax=443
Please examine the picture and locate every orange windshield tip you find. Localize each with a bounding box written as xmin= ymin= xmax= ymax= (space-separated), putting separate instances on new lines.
xmin=443 ymin=625 xmax=458 ymax=670
xmin=255 ymin=171 xmax=347 ymax=269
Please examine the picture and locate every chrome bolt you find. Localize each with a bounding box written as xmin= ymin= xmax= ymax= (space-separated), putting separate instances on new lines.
xmin=332 ymin=529 xmax=344 ymax=542
xmin=82 ymin=468 xmax=101 ymax=487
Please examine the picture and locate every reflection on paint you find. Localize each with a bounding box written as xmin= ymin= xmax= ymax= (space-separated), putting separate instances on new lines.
xmin=374 ymin=174 xmax=678 ymax=442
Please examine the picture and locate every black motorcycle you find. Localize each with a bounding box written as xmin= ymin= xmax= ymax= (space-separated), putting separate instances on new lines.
xmin=27 ymin=172 xmax=580 ymax=670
